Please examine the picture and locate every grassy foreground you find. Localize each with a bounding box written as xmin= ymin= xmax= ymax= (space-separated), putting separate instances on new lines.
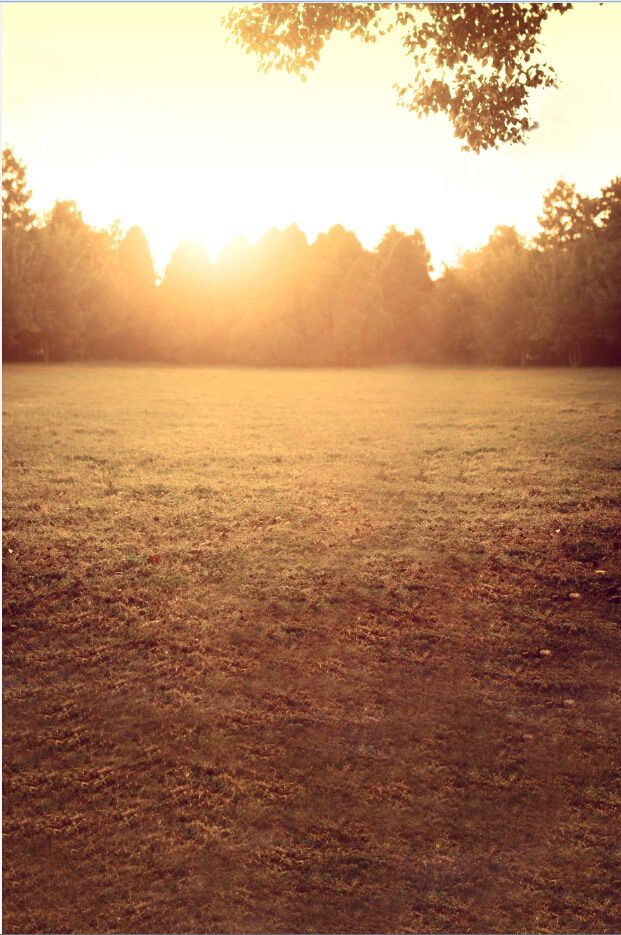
xmin=3 ymin=364 xmax=620 ymax=935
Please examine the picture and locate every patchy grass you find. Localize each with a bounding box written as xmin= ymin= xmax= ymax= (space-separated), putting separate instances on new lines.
xmin=3 ymin=363 xmax=621 ymax=935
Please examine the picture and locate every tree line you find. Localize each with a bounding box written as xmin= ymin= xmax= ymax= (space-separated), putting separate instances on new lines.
xmin=3 ymin=146 xmax=620 ymax=367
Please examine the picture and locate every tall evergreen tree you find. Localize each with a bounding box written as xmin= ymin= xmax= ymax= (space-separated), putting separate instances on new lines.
xmin=2 ymin=148 xmax=39 ymax=359
xmin=2 ymin=146 xmax=36 ymax=232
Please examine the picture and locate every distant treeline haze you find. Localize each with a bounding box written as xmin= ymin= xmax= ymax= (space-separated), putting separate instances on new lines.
xmin=3 ymin=148 xmax=620 ymax=366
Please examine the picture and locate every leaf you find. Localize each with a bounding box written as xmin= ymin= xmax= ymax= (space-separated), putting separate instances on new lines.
xmin=148 ymin=554 xmax=160 ymax=565
xmin=300 ymin=73 xmax=307 ymax=83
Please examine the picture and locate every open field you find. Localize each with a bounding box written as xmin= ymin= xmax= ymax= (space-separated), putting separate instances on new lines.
xmin=3 ymin=364 xmax=621 ymax=935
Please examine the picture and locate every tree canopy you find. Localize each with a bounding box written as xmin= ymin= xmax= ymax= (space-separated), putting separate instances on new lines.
xmin=2 ymin=146 xmax=36 ymax=231
xmin=222 ymin=2 xmax=573 ymax=152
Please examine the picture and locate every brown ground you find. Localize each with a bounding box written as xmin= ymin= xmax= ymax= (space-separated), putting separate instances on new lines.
xmin=3 ymin=364 xmax=620 ymax=934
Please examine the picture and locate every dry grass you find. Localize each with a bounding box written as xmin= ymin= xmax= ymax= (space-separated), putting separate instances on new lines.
xmin=3 ymin=363 xmax=621 ymax=935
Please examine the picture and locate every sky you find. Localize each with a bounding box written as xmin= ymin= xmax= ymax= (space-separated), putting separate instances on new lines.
xmin=3 ymin=2 xmax=621 ymax=277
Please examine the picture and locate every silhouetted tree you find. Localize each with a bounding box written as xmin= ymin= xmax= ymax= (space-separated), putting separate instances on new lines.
xmin=594 ymin=176 xmax=621 ymax=243
xmin=429 ymin=262 xmax=479 ymax=363
xmin=333 ymin=253 xmax=392 ymax=364
xmin=375 ymin=224 xmax=406 ymax=265
xmin=2 ymin=146 xmax=36 ymax=232
xmin=229 ymin=224 xmax=310 ymax=364
xmin=468 ymin=226 xmax=531 ymax=364
xmin=530 ymin=177 xmax=621 ymax=365
xmin=156 ymin=239 xmax=215 ymax=362
xmin=431 ymin=226 xmax=535 ymax=364
xmin=26 ymin=201 xmax=116 ymax=362
xmin=534 ymin=179 xmax=596 ymax=249
xmin=378 ymin=227 xmax=433 ymax=360
xmin=2 ymin=148 xmax=40 ymax=359
xmin=294 ymin=224 xmax=367 ymax=365
xmin=213 ymin=232 xmax=257 ymax=333
xmin=104 ymin=225 xmax=158 ymax=360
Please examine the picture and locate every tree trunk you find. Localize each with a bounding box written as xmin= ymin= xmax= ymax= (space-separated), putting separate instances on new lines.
xmin=568 ymin=338 xmax=582 ymax=367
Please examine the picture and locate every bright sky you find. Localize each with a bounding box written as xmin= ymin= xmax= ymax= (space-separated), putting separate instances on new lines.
xmin=3 ymin=2 xmax=621 ymax=276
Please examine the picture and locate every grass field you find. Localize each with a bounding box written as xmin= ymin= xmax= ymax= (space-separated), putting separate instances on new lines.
xmin=3 ymin=364 xmax=621 ymax=935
